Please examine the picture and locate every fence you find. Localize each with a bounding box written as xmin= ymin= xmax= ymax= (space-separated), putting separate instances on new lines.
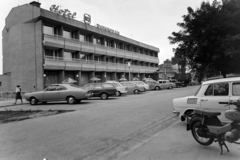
xmin=0 ymin=92 xmax=26 ymax=100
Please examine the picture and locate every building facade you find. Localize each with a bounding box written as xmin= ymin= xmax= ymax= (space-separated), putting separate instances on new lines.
xmin=0 ymin=1 xmax=159 ymax=92
xmin=158 ymin=60 xmax=178 ymax=80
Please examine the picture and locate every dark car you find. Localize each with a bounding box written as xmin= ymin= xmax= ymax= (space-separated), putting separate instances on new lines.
xmin=82 ymin=83 xmax=117 ymax=100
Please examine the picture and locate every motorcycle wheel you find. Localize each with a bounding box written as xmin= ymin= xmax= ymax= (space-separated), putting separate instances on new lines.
xmin=191 ymin=121 xmax=214 ymax=146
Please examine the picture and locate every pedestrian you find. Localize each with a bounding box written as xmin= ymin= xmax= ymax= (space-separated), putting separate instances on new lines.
xmin=14 ymin=85 xmax=23 ymax=104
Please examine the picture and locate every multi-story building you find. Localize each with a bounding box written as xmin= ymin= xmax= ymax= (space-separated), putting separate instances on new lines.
xmin=0 ymin=1 xmax=159 ymax=92
xmin=158 ymin=60 xmax=178 ymax=80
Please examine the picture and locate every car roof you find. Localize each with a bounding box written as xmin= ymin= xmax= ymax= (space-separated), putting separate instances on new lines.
xmin=202 ymin=77 xmax=240 ymax=85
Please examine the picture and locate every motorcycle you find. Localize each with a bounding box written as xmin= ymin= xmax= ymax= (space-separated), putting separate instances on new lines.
xmin=186 ymin=100 xmax=240 ymax=155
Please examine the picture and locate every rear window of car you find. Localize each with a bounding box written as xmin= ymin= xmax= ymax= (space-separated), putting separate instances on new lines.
xmin=232 ymin=82 xmax=240 ymax=96
xmin=102 ymin=83 xmax=114 ymax=88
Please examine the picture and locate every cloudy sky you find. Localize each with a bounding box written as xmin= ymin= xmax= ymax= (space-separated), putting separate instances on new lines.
xmin=0 ymin=0 xmax=214 ymax=74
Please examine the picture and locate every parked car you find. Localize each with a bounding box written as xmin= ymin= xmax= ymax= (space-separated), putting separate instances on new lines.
xmin=120 ymin=81 xmax=145 ymax=94
xmin=132 ymin=81 xmax=150 ymax=91
xmin=144 ymin=80 xmax=162 ymax=90
xmin=105 ymin=81 xmax=128 ymax=96
xmin=24 ymin=84 xmax=93 ymax=105
xmin=169 ymin=79 xmax=187 ymax=87
xmin=82 ymin=83 xmax=117 ymax=100
xmin=173 ymin=77 xmax=240 ymax=122
xmin=158 ymin=80 xmax=174 ymax=89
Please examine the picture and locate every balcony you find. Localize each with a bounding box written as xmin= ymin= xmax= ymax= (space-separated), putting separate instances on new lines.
xmin=43 ymin=34 xmax=159 ymax=64
xmin=44 ymin=56 xmax=158 ymax=73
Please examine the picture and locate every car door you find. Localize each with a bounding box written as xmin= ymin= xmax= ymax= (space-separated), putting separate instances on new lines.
xmin=200 ymin=82 xmax=230 ymax=122
xmin=93 ymin=84 xmax=103 ymax=96
xmin=42 ymin=85 xmax=59 ymax=101
xmin=57 ymin=85 xmax=68 ymax=100
xmin=229 ymin=81 xmax=240 ymax=110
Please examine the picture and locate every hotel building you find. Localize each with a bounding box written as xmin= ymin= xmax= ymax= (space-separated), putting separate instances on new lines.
xmin=0 ymin=1 xmax=159 ymax=92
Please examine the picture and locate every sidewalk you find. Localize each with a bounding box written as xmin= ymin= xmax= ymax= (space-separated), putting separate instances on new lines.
xmin=0 ymin=98 xmax=28 ymax=108
xmin=117 ymin=122 xmax=240 ymax=160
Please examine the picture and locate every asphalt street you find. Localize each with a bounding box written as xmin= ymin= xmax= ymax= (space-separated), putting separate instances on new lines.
xmin=1 ymin=86 xmax=239 ymax=160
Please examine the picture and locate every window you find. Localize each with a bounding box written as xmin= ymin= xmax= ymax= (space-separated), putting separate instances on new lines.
xmin=102 ymin=84 xmax=114 ymax=88
xmin=64 ymin=52 xmax=73 ymax=61
xmin=94 ymin=84 xmax=102 ymax=89
xmin=46 ymin=85 xmax=57 ymax=91
xmin=232 ymin=82 xmax=240 ymax=96
xmin=205 ymin=83 xmax=229 ymax=96
xmin=43 ymin=25 xmax=54 ymax=35
xmin=80 ymin=34 xmax=85 ymax=42
xmin=0 ymin=82 xmax=2 ymax=86
xmin=63 ymin=30 xmax=71 ymax=39
xmin=82 ymin=84 xmax=94 ymax=90
xmin=56 ymin=85 xmax=67 ymax=91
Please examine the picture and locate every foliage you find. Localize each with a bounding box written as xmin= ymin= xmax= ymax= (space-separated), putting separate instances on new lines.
xmin=168 ymin=0 xmax=240 ymax=80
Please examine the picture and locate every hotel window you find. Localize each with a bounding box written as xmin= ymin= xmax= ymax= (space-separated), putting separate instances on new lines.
xmin=80 ymin=34 xmax=85 ymax=42
xmin=43 ymin=25 xmax=54 ymax=35
xmin=93 ymin=38 xmax=97 ymax=44
xmin=64 ymin=52 xmax=73 ymax=61
xmin=63 ymin=30 xmax=72 ymax=39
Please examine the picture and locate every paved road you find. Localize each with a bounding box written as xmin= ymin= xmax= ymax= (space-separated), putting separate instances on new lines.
xmin=0 ymin=86 xmax=198 ymax=160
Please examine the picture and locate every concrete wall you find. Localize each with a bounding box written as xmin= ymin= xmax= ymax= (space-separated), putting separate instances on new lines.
xmin=2 ymin=6 xmax=43 ymax=92
xmin=0 ymin=74 xmax=12 ymax=92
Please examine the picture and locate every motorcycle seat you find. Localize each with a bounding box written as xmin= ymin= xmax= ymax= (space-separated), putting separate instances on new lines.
xmin=194 ymin=109 xmax=221 ymax=117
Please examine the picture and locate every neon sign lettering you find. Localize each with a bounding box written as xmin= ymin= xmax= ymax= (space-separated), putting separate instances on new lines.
xmin=50 ymin=5 xmax=76 ymax=19
xmin=96 ymin=24 xmax=120 ymax=35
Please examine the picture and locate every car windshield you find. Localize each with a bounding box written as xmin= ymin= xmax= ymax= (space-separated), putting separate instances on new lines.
xmin=194 ymin=85 xmax=202 ymax=96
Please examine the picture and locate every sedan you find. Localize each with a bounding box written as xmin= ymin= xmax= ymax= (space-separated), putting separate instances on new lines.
xmin=24 ymin=84 xmax=93 ymax=105
xmin=82 ymin=83 xmax=117 ymax=100
xmin=132 ymin=81 xmax=150 ymax=91
xmin=145 ymin=80 xmax=162 ymax=90
xmin=120 ymin=81 xmax=145 ymax=94
xmin=105 ymin=81 xmax=128 ymax=96
xmin=173 ymin=77 xmax=240 ymax=122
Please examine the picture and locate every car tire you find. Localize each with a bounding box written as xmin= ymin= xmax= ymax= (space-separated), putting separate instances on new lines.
xmin=116 ymin=91 xmax=121 ymax=97
xmin=100 ymin=93 xmax=108 ymax=100
xmin=144 ymin=88 xmax=146 ymax=92
xmin=155 ymin=86 xmax=160 ymax=90
xmin=134 ymin=90 xmax=139 ymax=94
xmin=168 ymin=86 xmax=173 ymax=89
xmin=30 ymin=97 xmax=38 ymax=105
xmin=67 ymin=96 xmax=76 ymax=104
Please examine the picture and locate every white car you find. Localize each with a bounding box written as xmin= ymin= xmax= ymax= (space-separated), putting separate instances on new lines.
xmin=158 ymin=80 xmax=175 ymax=89
xmin=105 ymin=81 xmax=128 ymax=96
xmin=132 ymin=81 xmax=150 ymax=91
xmin=173 ymin=77 xmax=240 ymax=122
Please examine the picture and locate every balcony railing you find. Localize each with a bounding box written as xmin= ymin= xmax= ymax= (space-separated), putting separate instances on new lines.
xmin=43 ymin=34 xmax=159 ymax=64
xmin=44 ymin=56 xmax=158 ymax=73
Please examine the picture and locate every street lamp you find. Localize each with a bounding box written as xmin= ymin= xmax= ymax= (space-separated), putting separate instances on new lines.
xmin=127 ymin=61 xmax=131 ymax=81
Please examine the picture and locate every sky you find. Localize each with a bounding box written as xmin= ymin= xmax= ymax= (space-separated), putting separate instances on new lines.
xmin=0 ymin=0 xmax=215 ymax=74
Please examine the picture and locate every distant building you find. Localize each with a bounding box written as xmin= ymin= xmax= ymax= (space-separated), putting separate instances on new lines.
xmin=158 ymin=59 xmax=178 ymax=80
xmin=0 ymin=1 xmax=159 ymax=92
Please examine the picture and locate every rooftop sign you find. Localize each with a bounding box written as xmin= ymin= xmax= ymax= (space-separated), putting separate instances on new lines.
xmin=96 ymin=24 xmax=120 ymax=35
xmin=50 ymin=5 xmax=76 ymax=19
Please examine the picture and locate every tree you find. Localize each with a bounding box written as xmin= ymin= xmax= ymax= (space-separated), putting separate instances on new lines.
xmin=168 ymin=0 xmax=240 ymax=79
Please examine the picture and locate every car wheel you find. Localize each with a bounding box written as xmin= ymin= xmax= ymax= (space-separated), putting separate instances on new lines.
xmin=168 ymin=86 xmax=172 ymax=89
xmin=155 ymin=86 xmax=160 ymax=90
xmin=116 ymin=91 xmax=121 ymax=97
xmin=144 ymin=88 xmax=146 ymax=92
xmin=67 ymin=96 xmax=76 ymax=104
xmin=30 ymin=97 xmax=38 ymax=105
xmin=100 ymin=93 xmax=108 ymax=100
xmin=134 ymin=90 xmax=139 ymax=94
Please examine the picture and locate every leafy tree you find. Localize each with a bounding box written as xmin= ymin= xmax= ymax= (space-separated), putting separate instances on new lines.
xmin=168 ymin=0 xmax=240 ymax=79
